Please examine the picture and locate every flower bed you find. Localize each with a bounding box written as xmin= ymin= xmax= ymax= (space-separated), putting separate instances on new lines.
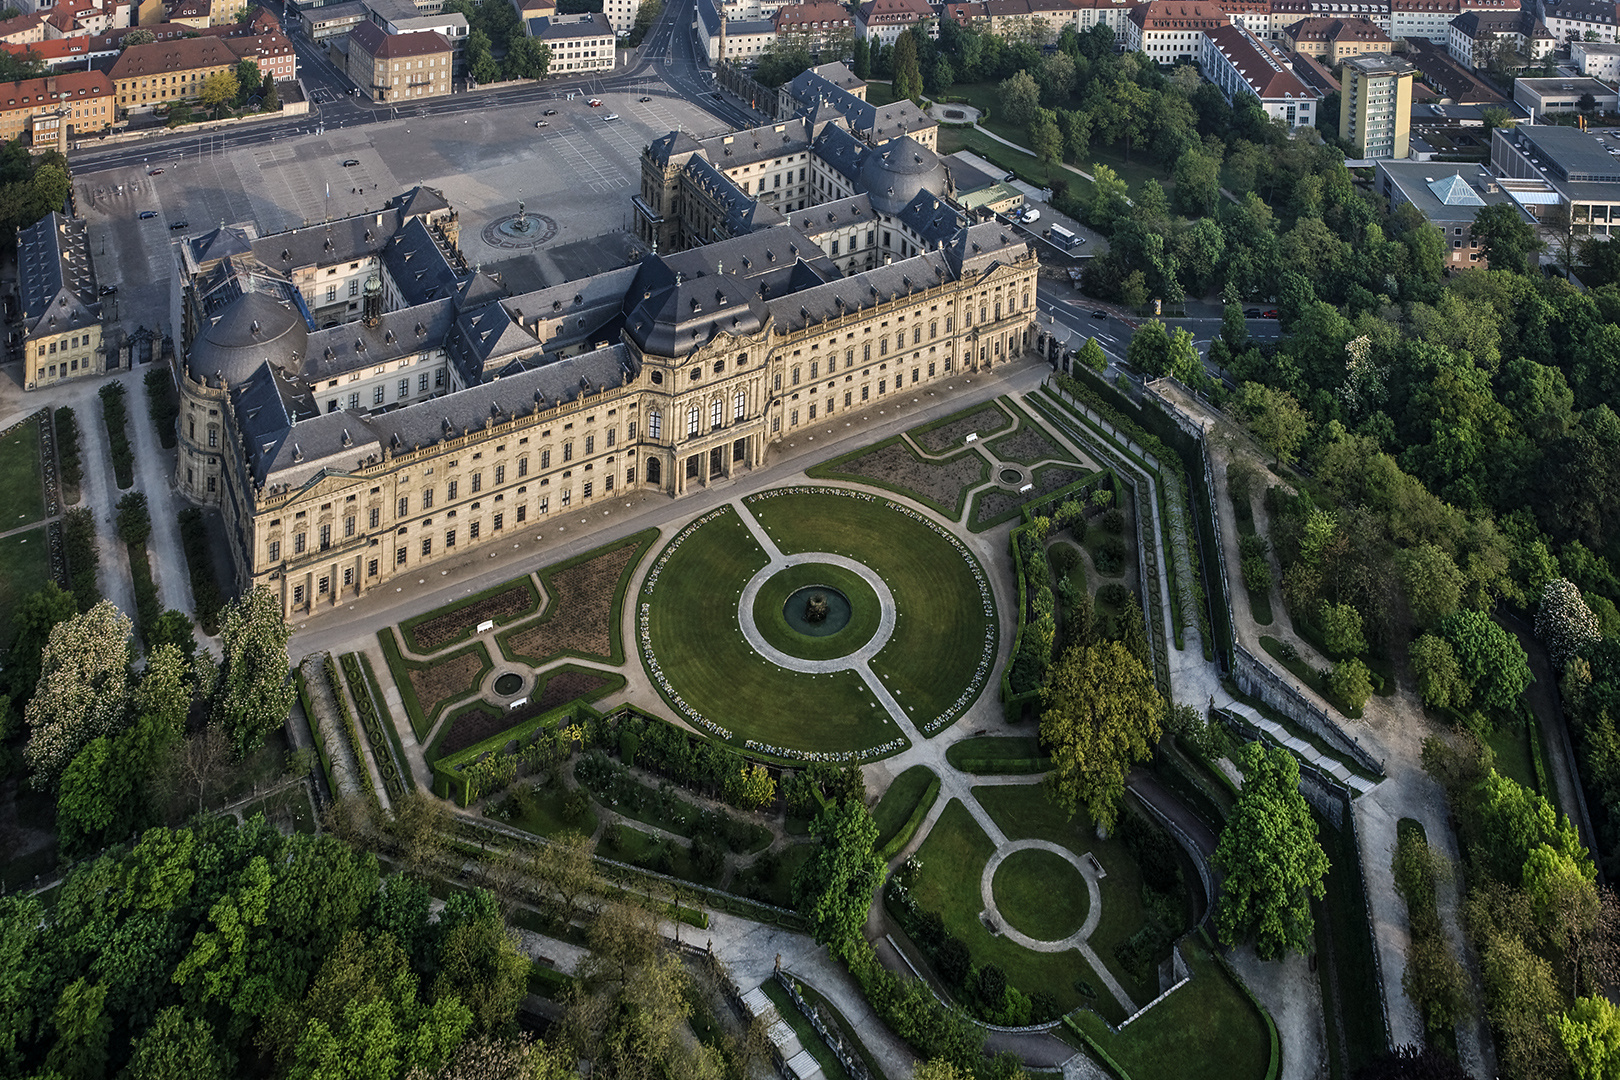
xmin=430 ymin=665 xmax=625 ymax=760
xmin=378 ymin=627 xmax=493 ymax=740
xmin=913 ymin=403 xmax=1011 ymax=453
xmin=971 ymin=465 xmax=1096 ymax=531
xmin=808 ymin=437 xmax=987 ymax=518
xmin=402 ymin=579 xmax=540 ymax=654
xmin=499 ymin=531 xmax=656 ymax=666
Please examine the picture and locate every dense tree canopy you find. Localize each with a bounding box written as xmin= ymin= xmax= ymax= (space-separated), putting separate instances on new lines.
xmin=1038 ymin=640 xmax=1162 ymax=834
xmin=792 ymin=797 xmax=886 ymax=949
xmin=1213 ymin=743 xmax=1329 ymax=960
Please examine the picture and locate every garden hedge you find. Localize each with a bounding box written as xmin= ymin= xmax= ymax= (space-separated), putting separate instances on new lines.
xmin=878 ymin=777 xmax=940 ymax=861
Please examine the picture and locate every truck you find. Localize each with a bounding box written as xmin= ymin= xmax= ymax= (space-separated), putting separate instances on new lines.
xmin=1048 ymin=224 xmax=1083 ymax=249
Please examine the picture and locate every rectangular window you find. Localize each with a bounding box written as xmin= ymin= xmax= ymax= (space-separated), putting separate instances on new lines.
xmin=398 ymin=378 xmax=409 ymax=399
xmin=419 ymin=372 xmax=429 ymax=392
xmin=493 ymin=512 xmax=504 ymax=531
xmin=629 ymin=420 xmax=637 ymax=439
xmin=561 ymin=489 xmax=572 ymax=507
xmin=471 ymin=473 xmax=482 ymax=493
xmin=879 ymin=338 xmax=888 ymax=356
xmin=319 ymin=575 xmax=330 ymax=595
xmin=343 ymin=567 xmax=354 ymax=587
xmin=470 ymin=520 xmax=480 ymax=540
xmin=422 ymin=537 xmax=432 ymax=556
xmin=349 ymin=392 xmax=360 ymax=410
xmin=862 ymin=385 xmax=870 ymax=401
xmin=606 ymin=429 xmax=616 ymax=448
xmin=398 ymin=496 xmax=408 ymax=518
xmin=435 ymin=369 xmax=446 ymax=388
xmin=369 ymin=507 xmax=380 ymax=528
xmin=518 ymin=504 xmax=529 ymax=522
xmin=564 ymin=443 xmax=574 ymax=462
xmin=294 ymin=532 xmax=306 ymax=554
xmin=445 ymin=529 xmax=456 ymax=548
xmin=495 ymin=464 xmax=506 ymax=484
xmin=294 ymin=584 xmax=306 ymax=606
xmin=584 ymin=436 xmax=594 ymax=455
xmin=368 ymin=558 xmax=379 ymax=577
xmin=269 ymin=540 xmax=281 ymax=561
xmin=320 ymin=524 xmax=331 ymax=549
xmin=422 ymin=488 xmax=434 ymax=510
xmin=518 ymin=456 xmax=529 ymax=476
xmin=584 ymin=481 xmax=593 ymax=498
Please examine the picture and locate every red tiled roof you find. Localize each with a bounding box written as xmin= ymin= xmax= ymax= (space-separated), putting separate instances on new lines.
xmin=348 ymin=20 xmax=451 ymax=59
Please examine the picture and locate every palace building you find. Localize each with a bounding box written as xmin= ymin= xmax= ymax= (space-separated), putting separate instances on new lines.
xmin=170 ymin=74 xmax=1038 ymax=619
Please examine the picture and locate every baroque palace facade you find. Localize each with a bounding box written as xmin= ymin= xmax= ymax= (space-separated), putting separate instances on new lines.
xmin=169 ymin=65 xmax=1038 ymax=618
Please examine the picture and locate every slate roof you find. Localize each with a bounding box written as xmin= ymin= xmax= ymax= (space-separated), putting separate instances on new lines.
xmin=252 ymin=209 xmax=402 ymax=273
xmin=17 ymin=212 xmax=102 ymax=340
xmin=300 ymin=297 xmax=456 ymax=383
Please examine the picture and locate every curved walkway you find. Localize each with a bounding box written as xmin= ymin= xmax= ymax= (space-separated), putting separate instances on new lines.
xmin=979 ymin=838 xmax=1103 ymax=953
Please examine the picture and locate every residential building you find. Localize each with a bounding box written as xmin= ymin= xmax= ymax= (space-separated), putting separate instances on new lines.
xmin=1513 ymin=76 xmax=1620 ymax=116
xmin=346 ymin=21 xmax=452 ymax=101
xmin=230 ymin=31 xmax=297 ymax=83
xmin=854 ymin=0 xmax=932 ymax=43
xmin=1539 ymin=0 xmax=1618 ymax=45
xmin=1126 ymin=0 xmax=1230 ymax=63
xmin=164 ymin=0 xmax=214 ymax=29
xmin=1272 ymin=0 xmax=1391 ymax=35
xmin=171 ymin=176 xmax=1035 ymax=617
xmin=1572 ymin=40 xmax=1620 ymax=80
xmin=108 ymin=36 xmax=238 ymax=116
xmin=1281 ymin=16 xmax=1390 ymax=61
xmin=1376 ymin=160 xmax=1527 ymax=266
xmin=18 ymin=212 xmax=109 ymax=391
xmin=0 ymin=69 xmax=112 ymax=146
xmin=1489 ymin=124 xmax=1620 ymax=237
xmin=1446 ymin=9 xmax=1550 ymax=70
xmin=0 ymin=10 xmax=73 ymax=45
xmin=364 ymin=0 xmax=469 ymax=47
xmin=1200 ymin=22 xmax=1319 ymax=127
xmin=772 ymin=2 xmax=854 ymax=53
xmin=1340 ymin=53 xmax=1415 ymax=159
xmin=529 ymin=12 xmax=616 ymax=72
xmin=602 ymin=0 xmax=635 ymax=33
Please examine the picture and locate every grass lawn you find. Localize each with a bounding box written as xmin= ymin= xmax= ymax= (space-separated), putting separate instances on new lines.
xmin=872 ymin=764 xmax=937 ymax=850
xmin=641 ymin=508 xmax=892 ymax=755
xmin=908 ymin=799 xmax=1120 ymax=1022
xmin=748 ymin=490 xmax=996 ymax=735
xmin=0 ymin=527 xmax=51 ymax=647
xmin=730 ymin=841 xmax=815 ymax=908
xmin=0 ymin=418 xmax=45 ymax=532
xmin=751 ymin=562 xmax=883 ymax=661
xmin=1486 ymin=722 xmax=1538 ymax=796
xmin=761 ymin=979 xmax=856 ymax=1080
xmin=938 ymin=125 xmax=1088 ymax=198
xmin=602 ymin=823 xmax=704 ymax=884
xmin=994 ymin=848 xmax=1089 ymax=940
xmin=945 ymin=736 xmax=1050 ymax=774
xmin=1070 ymin=937 xmax=1272 ymax=1080
xmin=1259 ymin=635 xmax=1363 ymax=719
xmin=973 ymin=783 xmax=1161 ymax=1007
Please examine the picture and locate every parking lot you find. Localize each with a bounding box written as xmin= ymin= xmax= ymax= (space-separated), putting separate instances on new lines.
xmin=72 ymin=87 xmax=725 ymax=340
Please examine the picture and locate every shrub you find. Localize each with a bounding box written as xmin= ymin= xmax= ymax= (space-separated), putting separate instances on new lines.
xmin=1051 ymin=543 xmax=1080 ymax=578
xmin=1102 ymin=507 xmax=1125 ymax=535
xmin=99 ymin=382 xmax=134 ymax=490
xmin=116 ymin=492 xmax=151 ymax=547
xmin=1241 ymin=555 xmax=1272 ymax=594
xmin=1238 ymin=532 xmax=1270 ymax=561
xmin=144 ymin=367 xmax=180 ymax=449
xmin=178 ymin=508 xmax=225 ymax=634
xmin=63 ymin=507 xmax=100 ymax=611
xmin=1097 ymin=582 xmax=1131 ymax=609
xmin=54 ymin=407 xmax=82 ymax=500
xmin=1328 ymin=657 xmax=1374 ymax=712
xmin=1093 ymin=536 xmax=1126 ymax=575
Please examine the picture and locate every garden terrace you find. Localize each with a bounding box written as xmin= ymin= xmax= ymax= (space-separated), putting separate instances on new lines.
xmin=970 ymin=464 xmax=1097 ymax=531
xmin=808 ymin=437 xmax=988 ymax=518
xmin=428 ymin=666 xmax=625 ymax=761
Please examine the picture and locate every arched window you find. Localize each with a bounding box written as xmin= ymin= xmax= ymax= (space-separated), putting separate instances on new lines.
xmin=648 ymin=411 xmax=662 ymax=440
xmin=687 ymin=406 xmax=700 ymax=436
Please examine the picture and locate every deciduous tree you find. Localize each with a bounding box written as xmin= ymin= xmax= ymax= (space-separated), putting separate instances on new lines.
xmin=213 ymin=586 xmax=294 ymax=758
xmin=792 ymin=797 xmax=884 ymax=949
xmin=1235 ymin=381 xmax=1310 ymax=467
xmin=24 ymin=600 xmax=132 ymax=789
xmin=1537 ymin=577 xmax=1602 ymax=669
xmin=1439 ymin=609 xmax=1532 ymax=715
xmin=1213 ymin=742 xmax=1329 ymax=959
xmin=1039 ymin=641 xmax=1162 ymax=834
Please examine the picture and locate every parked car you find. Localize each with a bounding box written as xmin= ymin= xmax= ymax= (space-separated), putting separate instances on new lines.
xmin=138 ymin=210 xmax=158 ymax=219
xmin=535 ymin=120 xmax=548 ymax=127
xmin=1243 ymin=307 xmax=1260 ymax=318
xmin=148 ymin=168 xmax=163 ymax=176
xmin=342 ymin=159 xmax=360 ymax=166
xmin=588 ymin=98 xmax=603 ymax=106
xmin=1091 ymin=309 xmax=1108 ymax=319
xmin=639 ymin=95 xmax=652 ymax=102
xmin=170 ymin=220 xmax=188 ymax=230
xmin=544 ymin=108 xmax=558 ymax=115
xmin=1020 ymin=206 xmax=1040 ymax=223
xmin=603 ymin=113 xmax=620 ymax=120
xmin=1262 ymin=309 xmax=1279 ymax=319
xmin=100 ymin=285 xmax=118 ymax=295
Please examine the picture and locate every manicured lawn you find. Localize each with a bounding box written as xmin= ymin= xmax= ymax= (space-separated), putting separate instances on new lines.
xmin=751 ymin=562 xmax=883 ymax=661
xmin=748 ymin=490 xmax=996 ymax=735
xmin=872 ymin=764 xmax=937 ymax=851
xmin=1070 ymin=937 xmax=1273 ymax=1080
xmin=973 ymin=783 xmax=1161 ymax=1007
xmin=1486 ymin=722 xmax=1537 ymax=793
xmin=938 ymin=125 xmax=1087 ymax=198
xmin=1313 ymin=810 xmax=1385 ymax=1075
xmin=0 ymin=527 xmax=51 ymax=648
xmin=0 ymin=418 xmax=45 ymax=531
xmin=908 ymin=799 xmax=1119 ymax=1022
xmin=640 ymin=508 xmax=893 ymax=755
xmin=994 ymin=848 xmax=1089 ymax=940
xmin=945 ymin=736 xmax=1050 ymax=774
xmin=1233 ymin=516 xmax=1274 ymax=626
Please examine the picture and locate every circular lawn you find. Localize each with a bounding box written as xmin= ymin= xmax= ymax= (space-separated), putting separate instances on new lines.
xmin=993 ymin=848 xmax=1090 ymax=942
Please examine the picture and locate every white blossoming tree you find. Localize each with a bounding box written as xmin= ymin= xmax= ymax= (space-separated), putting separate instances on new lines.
xmin=1536 ymin=578 xmax=1601 ymax=670
xmin=213 ymin=586 xmax=296 ymax=758
xmin=24 ymin=600 xmax=133 ymax=789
